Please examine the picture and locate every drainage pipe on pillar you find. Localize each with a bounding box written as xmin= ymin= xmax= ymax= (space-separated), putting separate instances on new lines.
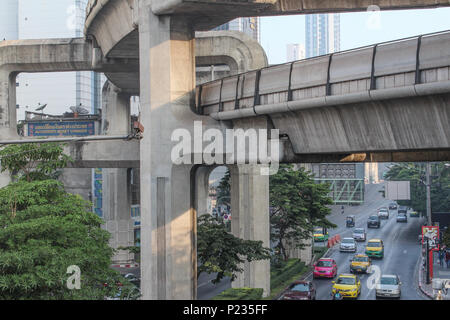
xmin=0 ymin=135 xmax=136 ymax=145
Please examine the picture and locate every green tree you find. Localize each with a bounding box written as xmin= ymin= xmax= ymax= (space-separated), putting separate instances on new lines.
xmin=384 ymin=163 xmax=450 ymax=215
xmin=197 ymin=214 xmax=271 ymax=284
xmin=0 ymin=142 xmax=71 ymax=182
xmin=270 ymin=164 xmax=336 ymax=261
xmin=216 ymin=168 xmax=231 ymax=207
xmin=0 ymin=143 xmax=131 ymax=300
xmin=443 ymin=228 xmax=450 ymax=248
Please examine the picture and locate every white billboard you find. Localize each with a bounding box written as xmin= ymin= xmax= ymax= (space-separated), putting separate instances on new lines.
xmin=385 ymin=181 xmax=410 ymax=200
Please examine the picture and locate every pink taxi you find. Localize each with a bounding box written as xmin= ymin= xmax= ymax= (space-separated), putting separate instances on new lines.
xmin=313 ymin=258 xmax=337 ymax=279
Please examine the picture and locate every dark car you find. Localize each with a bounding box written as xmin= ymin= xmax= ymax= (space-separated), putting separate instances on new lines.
xmin=124 ymin=273 xmax=140 ymax=289
xmin=281 ymin=281 xmax=316 ymax=300
xmin=397 ymin=206 xmax=408 ymax=215
xmin=367 ymin=215 xmax=381 ymax=228
xmin=396 ymin=213 xmax=408 ymax=223
xmin=346 ymin=215 xmax=355 ymax=228
xmin=389 ymin=202 xmax=398 ymax=210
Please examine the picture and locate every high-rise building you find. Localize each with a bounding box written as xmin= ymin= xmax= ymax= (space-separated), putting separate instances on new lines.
xmin=0 ymin=0 xmax=19 ymax=41
xmin=305 ymin=14 xmax=340 ymax=58
xmin=0 ymin=0 xmax=103 ymax=119
xmin=286 ymin=43 xmax=306 ymax=62
xmin=213 ymin=17 xmax=260 ymax=42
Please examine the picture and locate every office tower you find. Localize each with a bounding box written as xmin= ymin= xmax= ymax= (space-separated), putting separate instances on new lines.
xmin=213 ymin=17 xmax=260 ymax=42
xmin=286 ymin=43 xmax=306 ymax=62
xmin=0 ymin=0 xmax=19 ymax=40
xmin=305 ymin=13 xmax=340 ymax=58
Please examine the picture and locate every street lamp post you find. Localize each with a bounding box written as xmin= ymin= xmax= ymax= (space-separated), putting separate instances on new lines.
xmin=426 ymin=162 xmax=432 ymax=226
xmin=425 ymin=236 xmax=431 ymax=284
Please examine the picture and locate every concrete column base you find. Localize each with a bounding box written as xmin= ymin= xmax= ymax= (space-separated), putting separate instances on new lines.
xmin=285 ymin=239 xmax=314 ymax=265
xmin=230 ymin=164 xmax=270 ymax=297
xmin=102 ymin=168 xmax=134 ymax=264
xmin=0 ymin=171 xmax=10 ymax=188
xmin=106 ymin=219 xmax=135 ymax=264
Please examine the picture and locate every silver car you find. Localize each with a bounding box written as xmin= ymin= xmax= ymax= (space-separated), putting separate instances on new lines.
xmin=378 ymin=207 xmax=389 ymax=219
xmin=352 ymin=228 xmax=366 ymax=241
xmin=375 ymin=275 xmax=402 ymax=299
xmin=340 ymin=237 xmax=357 ymax=253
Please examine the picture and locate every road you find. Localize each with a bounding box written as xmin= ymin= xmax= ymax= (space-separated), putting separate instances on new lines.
xmin=197 ymin=272 xmax=231 ymax=300
xmin=306 ymin=183 xmax=428 ymax=300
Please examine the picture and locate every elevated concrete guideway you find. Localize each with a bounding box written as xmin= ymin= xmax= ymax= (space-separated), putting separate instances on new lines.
xmin=87 ymin=0 xmax=450 ymax=32
xmin=80 ymin=0 xmax=450 ymax=301
xmin=198 ymin=30 xmax=450 ymax=156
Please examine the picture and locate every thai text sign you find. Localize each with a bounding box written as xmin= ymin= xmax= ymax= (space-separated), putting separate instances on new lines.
xmin=422 ymin=225 xmax=440 ymax=251
xmin=28 ymin=121 xmax=95 ymax=136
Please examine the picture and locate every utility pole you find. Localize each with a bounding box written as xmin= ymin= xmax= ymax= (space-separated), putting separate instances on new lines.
xmin=426 ymin=162 xmax=432 ymax=226
xmin=426 ymin=237 xmax=431 ymax=284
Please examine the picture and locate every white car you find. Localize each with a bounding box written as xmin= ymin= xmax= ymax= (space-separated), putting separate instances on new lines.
xmin=378 ymin=207 xmax=389 ymax=219
xmin=352 ymin=228 xmax=366 ymax=241
xmin=376 ymin=275 xmax=402 ymax=299
xmin=340 ymin=237 xmax=357 ymax=253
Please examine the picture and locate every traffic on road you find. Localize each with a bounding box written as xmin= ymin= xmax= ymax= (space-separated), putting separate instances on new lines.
xmin=287 ymin=184 xmax=427 ymax=300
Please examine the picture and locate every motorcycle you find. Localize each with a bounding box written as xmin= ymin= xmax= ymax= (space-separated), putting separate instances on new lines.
xmin=331 ymin=290 xmax=343 ymax=300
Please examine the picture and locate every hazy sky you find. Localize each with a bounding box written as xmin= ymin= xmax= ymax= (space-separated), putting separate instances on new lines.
xmin=260 ymin=7 xmax=450 ymax=65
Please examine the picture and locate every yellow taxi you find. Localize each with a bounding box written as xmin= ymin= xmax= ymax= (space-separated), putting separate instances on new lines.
xmin=349 ymin=254 xmax=371 ymax=274
xmin=331 ymin=274 xmax=361 ymax=299
xmin=365 ymin=239 xmax=384 ymax=259
xmin=313 ymin=227 xmax=329 ymax=242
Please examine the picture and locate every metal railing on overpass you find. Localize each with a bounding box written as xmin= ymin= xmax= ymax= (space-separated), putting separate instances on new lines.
xmin=197 ymin=29 xmax=450 ymax=120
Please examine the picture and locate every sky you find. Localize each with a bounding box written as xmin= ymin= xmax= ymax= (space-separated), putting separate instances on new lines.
xmin=260 ymin=7 xmax=450 ymax=65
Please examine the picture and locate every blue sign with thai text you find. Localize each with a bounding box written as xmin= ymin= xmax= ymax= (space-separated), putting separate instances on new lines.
xmin=28 ymin=121 xmax=95 ymax=136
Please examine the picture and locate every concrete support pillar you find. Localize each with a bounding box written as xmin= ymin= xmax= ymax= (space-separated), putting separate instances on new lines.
xmin=103 ymin=168 xmax=134 ymax=263
xmin=285 ymin=239 xmax=313 ymax=265
xmin=0 ymin=70 xmax=18 ymax=140
xmin=195 ymin=166 xmax=214 ymax=217
xmin=0 ymin=70 xmax=19 ymax=187
xmin=101 ymin=81 xmax=131 ymax=136
xmin=101 ymin=80 xmax=134 ymax=264
xmin=230 ymin=164 xmax=270 ymax=297
xmin=138 ymin=2 xmax=203 ymax=300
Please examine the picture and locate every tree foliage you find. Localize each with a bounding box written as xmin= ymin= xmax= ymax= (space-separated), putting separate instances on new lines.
xmin=0 ymin=143 xmax=71 ymax=182
xmin=0 ymin=143 xmax=129 ymax=300
xmin=443 ymin=228 xmax=450 ymax=248
xmin=270 ymin=164 xmax=336 ymax=261
xmin=197 ymin=215 xmax=271 ymax=284
xmin=216 ymin=168 xmax=231 ymax=206
xmin=384 ymin=163 xmax=450 ymax=214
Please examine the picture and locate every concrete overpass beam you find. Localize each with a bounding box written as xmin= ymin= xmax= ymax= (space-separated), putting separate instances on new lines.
xmin=230 ymin=164 xmax=270 ymax=297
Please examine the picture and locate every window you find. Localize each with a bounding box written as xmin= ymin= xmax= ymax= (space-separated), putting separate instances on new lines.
xmin=289 ymin=283 xmax=309 ymax=292
xmin=131 ymin=168 xmax=140 ymax=205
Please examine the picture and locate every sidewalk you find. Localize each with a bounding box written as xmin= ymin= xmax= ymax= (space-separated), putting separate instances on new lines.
xmin=418 ymin=252 xmax=450 ymax=299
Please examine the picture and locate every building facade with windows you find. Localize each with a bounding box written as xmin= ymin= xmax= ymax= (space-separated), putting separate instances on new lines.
xmin=305 ymin=14 xmax=340 ymax=58
xmin=213 ymin=17 xmax=260 ymax=42
xmin=286 ymin=43 xmax=306 ymax=62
